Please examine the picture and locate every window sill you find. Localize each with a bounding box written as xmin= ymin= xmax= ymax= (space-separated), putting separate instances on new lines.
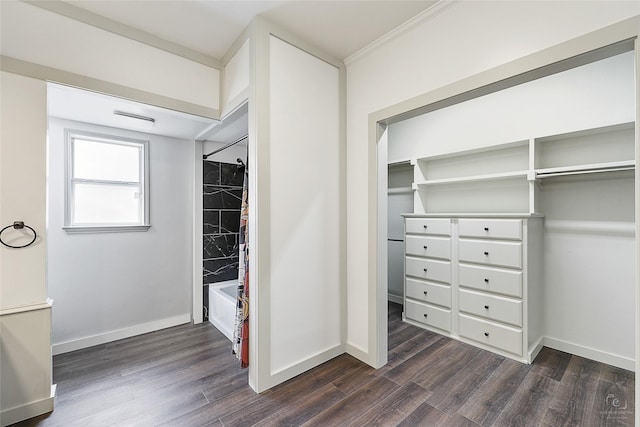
xmin=63 ymin=225 xmax=151 ymax=234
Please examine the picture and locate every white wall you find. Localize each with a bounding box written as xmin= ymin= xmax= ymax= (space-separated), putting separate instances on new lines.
xmin=222 ymin=39 xmax=250 ymax=116
xmin=203 ymin=140 xmax=247 ymax=165
xmin=388 ymin=51 xmax=635 ymax=162
xmin=387 ymin=165 xmax=413 ymax=301
xmin=267 ymin=35 xmax=342 ymax=376
xmin=345 ymin=0 xmax=640 ymax=361
xmin=0 ymin=1 xmax=220 ymax=116
xmin=47 ymin=118 xmax=193 ymax=353
xmin=0 ymin=71 xmax=53 ymax=425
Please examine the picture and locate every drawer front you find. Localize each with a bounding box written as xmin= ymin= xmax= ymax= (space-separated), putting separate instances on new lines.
xmin=405 ymin=218 xmax=451 ymax=236
xmin=458 ymin=219 xmax=522 ymax=240
xmin=405 ymin=235 xmax=451 ymax=260
xmin=458 ymin=239 xmax=522 ymax=269
xmin=405 ymin=257 xmax=451 ymax=283
xmin=406 ymin=278 xmax=451 ymax=308
xmin=459 ymin=289 xmax=522 ymax=327
xmin=459 ymin=314 xmax=522 ymax=356
xmin=459 ymin=264 xmax=523 ymax=298
xmin=405 ymin=299 xmax=451 ymax=332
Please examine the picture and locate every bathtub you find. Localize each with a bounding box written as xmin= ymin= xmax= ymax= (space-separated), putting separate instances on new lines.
xmin=208 ymin=280 xmax=237 ymax=342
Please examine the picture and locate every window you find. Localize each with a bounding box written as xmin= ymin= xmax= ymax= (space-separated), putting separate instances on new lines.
xmin=64 ymin=130 xmax=149 ymax=232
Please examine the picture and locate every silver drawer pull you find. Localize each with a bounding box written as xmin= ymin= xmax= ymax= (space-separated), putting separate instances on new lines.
xmin=484 ymin=332 xmax=489 ymax=337
xmin=483 ymin=251 xmax=489 ymax=256
xmin=484 ymin=305 xmax=489 ymax=309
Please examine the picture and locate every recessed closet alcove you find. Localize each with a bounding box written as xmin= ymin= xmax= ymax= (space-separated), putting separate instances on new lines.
xmin=385 ymin=48 xmax=635 ymax=370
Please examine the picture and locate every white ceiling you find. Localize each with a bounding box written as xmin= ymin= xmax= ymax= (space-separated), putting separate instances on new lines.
xmin=48 ymin=83 xmax=229 ymax=141
xmin=64 ymin=0 xmax=438 ymax=60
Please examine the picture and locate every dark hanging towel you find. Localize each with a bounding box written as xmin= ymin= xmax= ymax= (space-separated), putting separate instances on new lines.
xmin=232 ymin=153 xmax=249 ymax=368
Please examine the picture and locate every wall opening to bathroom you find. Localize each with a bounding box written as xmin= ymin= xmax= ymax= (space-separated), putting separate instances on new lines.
xmin=46 ymin=83 xmax=219 ymax=355
xmin=199 ymin=102 xmax=249 ymax=343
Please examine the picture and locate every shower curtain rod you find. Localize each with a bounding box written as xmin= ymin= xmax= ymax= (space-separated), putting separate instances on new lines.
xmin=203 ymin=135 xmax=248 ymax=160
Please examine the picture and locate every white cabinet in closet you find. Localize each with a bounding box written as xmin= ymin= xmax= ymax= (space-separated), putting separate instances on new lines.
xmin=403 ymin=218 xmax=452 ymax=334
xmin=456 ymin=217 xmax=543 ymax=363
xmin=403 ymin=215 xmax=543 ymax=363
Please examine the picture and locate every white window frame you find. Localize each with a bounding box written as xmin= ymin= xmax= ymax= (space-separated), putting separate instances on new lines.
xmin=63 ymin=129 xmax=150 ymax=233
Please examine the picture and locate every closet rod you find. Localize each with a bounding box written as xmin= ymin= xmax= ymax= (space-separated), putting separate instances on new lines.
xmin=203 ymin=135 xmax=248 ymax=160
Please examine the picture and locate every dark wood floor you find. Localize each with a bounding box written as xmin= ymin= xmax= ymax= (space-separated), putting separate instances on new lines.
xmin=15 ymin=303 xmax=634 ymax=426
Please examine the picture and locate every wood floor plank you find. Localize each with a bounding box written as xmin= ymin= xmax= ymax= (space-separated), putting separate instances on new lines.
xmin=542 ymin=355 xmax=602 ymax=427
xmin=493 ymin=371 xmax=558 ymax=426
xmin=349 ymin=382 xmax=431 ymax=427
xmin=300 ymin=376 xmax=399 ymax=426
xmin=397 ymin=401 xmax=480 ymax=427
xmin=382 ymin=337 xmax=454 ymax=386
xmin=413 ymin=341 xmax=482 ymax=391
xmin=530 ymin=347 xmax=572 ymax=382
xmin=458 ymin=358 xmax=532 ymax=426
xmin=588 ymin=377 xmax=635 ymax=427
xmin=249 ymin=383 xmax=346 ymax=427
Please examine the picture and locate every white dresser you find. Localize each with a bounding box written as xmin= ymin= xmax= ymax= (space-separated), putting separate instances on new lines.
xmin=403 ymin=215 xmax=543 ymax=363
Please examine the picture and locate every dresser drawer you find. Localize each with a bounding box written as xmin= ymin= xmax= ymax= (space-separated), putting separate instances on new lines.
xmin=406 ymin=278 xmax=451 ymax=308
xmin=458 ymin=239 xmax=522 ymax=269
xmin=459 ymin=314 xmax=522 ymax=356
xmin=405 ymin=257 xmax=451 ymax=283
xmin=459 ymin=264 xmax=523 ymax=298
xmin=458 ymin=219 xmax=522 ymax=240
xmin=405 ymin=218 xmax=451 ymax=236
xmin=459 ymin=289 xmax=522 ymax=327
xmin=405 ymin=235 xmax=451 ymax=260
xmin=405 ymin=299 xmax=451 ymax=332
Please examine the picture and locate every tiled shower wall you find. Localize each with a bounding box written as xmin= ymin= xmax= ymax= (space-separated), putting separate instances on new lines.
xmin=203 ymin=160 xmax=244 ymax=318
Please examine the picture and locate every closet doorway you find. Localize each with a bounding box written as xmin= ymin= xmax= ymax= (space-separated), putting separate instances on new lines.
xmin=375 ymin=32 xmax=638 ymax=383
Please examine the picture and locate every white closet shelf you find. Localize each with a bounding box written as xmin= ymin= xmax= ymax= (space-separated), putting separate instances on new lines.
xmin=413 ymin=170 xmax=529 ymax=187
xmin=535 ymin=160 xmax=635 ymax=179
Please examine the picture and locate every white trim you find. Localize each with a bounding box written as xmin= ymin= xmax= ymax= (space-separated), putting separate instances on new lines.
xmin=543 ymin=336 xmax=635 ymax=372
xmin=388 ymin=293 xmax=403 ymax=305
xmin=52 ymin=313 xmax=191 ymax=355
xmin=62 ymin=225 xmax=151 ymax=233
xmin=64 ymin=129 xmax=150 ymax=230
xmin=192 ymin=140 xmax=204 ymax=324
xmin=0 ymin=385 xmax=56 ymax=427
xmin=0 ymin=298 xmax=53 ymax=316
xmin=268 ymin=345 xmax=345 ymax=382
xmin=344 ymin=0 xmax=460 ymax=65
xmin=0 ymin=55 xmax=220 ymax=120
xmin=346 ymin=342 xmax=369 ymax=363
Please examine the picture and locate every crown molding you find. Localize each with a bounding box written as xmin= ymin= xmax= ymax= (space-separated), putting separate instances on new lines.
xmin=344 ymin=0 xmax=460 ymax=66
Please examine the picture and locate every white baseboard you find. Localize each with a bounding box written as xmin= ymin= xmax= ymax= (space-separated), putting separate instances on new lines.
xmin=543 ymin=336 xmax=635 ymax=371
xmin=387 ymin=293 xmax=403 ymax=305
xmin=52 ymin=314 xmax=191 ymax=355
xmin=259 ymin=344 xmax=345 ymax=393
xmin=1 ymin=384 xmax=56 ymax=427
xmin=346 ymin=342 xmax=370 ymax=365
